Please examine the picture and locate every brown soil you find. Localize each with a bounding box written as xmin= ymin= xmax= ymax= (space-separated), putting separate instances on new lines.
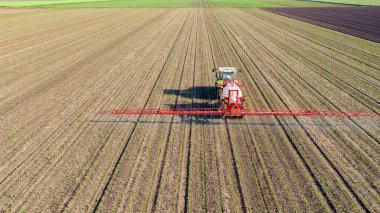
xmin=265 ymin=7 xmax=380 ymax=43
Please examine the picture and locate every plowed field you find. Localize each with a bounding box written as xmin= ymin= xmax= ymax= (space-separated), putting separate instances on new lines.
xmin=266 ymin=7 xmax=380 ymax=43
xmin=0 ymin=8 xmax=379 ymax=212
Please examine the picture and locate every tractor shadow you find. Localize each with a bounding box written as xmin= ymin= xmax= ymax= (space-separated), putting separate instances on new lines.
xmin=164 ymin=86 xmax=220 ymax=124
xmin=162 ymin=86 xmax=216 ymax=101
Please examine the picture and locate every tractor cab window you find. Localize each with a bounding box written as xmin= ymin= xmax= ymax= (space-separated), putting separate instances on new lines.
xmin=222 ymin=72 xmax=234 ymax=80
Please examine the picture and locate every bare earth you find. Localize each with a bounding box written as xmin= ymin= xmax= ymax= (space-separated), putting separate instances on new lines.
xmin=0 ymin=8 xmax=379 ymax=212
xmin=266 ymin=7 xmax=380 ymax=43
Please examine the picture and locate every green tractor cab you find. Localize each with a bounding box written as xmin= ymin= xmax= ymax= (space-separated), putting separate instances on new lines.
xmin=213 ymin=67 xmax=239 ymax=98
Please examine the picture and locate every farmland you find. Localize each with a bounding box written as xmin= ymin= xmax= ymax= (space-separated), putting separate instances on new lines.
xmin=0 ymin=5 xmax=380 ymax=212
xmin=266 ymin=7 xmax=380 ymax=43
xmin=305 ymin=0 xmax=380 ymax=6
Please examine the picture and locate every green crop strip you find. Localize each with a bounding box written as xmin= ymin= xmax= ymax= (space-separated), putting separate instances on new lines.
xmin=0 ymin=0 xmax=111 ymax=8
xmin=0 ymin=0 xmax=338 ymax=8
